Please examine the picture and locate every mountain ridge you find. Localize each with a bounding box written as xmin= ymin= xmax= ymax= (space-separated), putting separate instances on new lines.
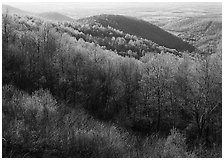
xmin=38 ymin=12 xmax=74 ymax=22
xmin=78 ymin=14 xmax=195 ymax=52
xmin=3 ymin=4 xmax=74 ymax=22
xmin=2 ymin=4 xmax=30 ymax=15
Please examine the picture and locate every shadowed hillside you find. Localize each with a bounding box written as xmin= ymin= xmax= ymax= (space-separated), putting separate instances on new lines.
xmin=78 ymin=14 xmax=195 ymax=52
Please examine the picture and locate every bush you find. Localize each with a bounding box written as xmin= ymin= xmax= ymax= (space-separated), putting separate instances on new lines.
xmin=2 ymin=85 xmax=59 ymax=157
xmin=194 ymin=144 xmax=222 ymax=158
xmin=2 ymin=85 xmax=130 ymax=158
xmin=6 ymin=85 xmax=218 ymax=158
xmin=163 ymin=128 xmax=195 ymax=158
xmin=141 ymin=133 xmax=166 ymax=158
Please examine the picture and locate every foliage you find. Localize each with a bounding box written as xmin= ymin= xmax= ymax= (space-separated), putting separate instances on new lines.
xmin=2 ymin=13 xmax=222 ymax=158
xmin=79 ymin=14 xmax=195 ymax=52
xmin=163 ymin=128 xmax=195 ymax=158
xmin=2 ymin=85 xmax=129 ymax=157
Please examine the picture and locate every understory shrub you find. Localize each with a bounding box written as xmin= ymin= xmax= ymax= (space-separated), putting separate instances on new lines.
xmin=2 ymin=85 xmax=129 ymax=157
xmin=163 ymin=128 xmax=196 ymax=158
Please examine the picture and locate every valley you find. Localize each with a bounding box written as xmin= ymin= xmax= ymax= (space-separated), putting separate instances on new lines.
xmin=2 ymin=2 xmax=222 ymax=158
xmin=3 ymin=2 xmax=221 ymax=53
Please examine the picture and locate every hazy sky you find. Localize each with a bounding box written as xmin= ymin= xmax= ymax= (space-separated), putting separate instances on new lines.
xmin=4 ymin=2 xmax=221 ymax=13
xmin=3 ymin=2 xmax=222 ymax=21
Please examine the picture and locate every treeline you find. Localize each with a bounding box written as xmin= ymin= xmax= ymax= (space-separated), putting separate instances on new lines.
xmin=61 ymin=21 xmax=181 ymax=58
xmin=3 ymin=84 xmax=201 ymax=158
xmin=5 ymin=14 xmax=181 ymax=59
xmin=78 ymin=14 xmax=196 ymax=52
xmin=2 ymin=13 xmax=222 ymax=157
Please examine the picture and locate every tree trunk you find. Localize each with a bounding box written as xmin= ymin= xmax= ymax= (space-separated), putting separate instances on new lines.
xmin=156 ymin=88 xmax=161 ymax=132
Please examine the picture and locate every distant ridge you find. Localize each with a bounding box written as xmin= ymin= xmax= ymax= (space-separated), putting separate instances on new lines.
xmin=79 ymin=14 xmax=195 ymax=52
xmin=38 ymin=12 xmax=74 ymax=22
xmin=163 ymin=17 xmax=222 ymax=53
xmin=3 ymin=4 xmax=74 ymax=22
xmin=2 ymin=4 xmax=30 ymax=15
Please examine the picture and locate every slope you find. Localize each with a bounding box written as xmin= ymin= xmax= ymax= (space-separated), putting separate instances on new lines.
xmin=2 ymin=4 xmax=30 ymax=15
xmin=163 ymin=16 xmax=222 ymax=53
xmin=78 ymin=14 xmax=195 ymax=52
xmin=38 ymin=12 xmax=74 ymax=22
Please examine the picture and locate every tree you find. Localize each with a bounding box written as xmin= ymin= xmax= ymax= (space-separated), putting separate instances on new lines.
xmin=139 ymin=53 xmax=179 ymax=132
xmin=176 ymin=52 xmax=222 ymax=146
xmin=190 ymin=53 xmax=221 ymax=145
xmin=119 ymin=57 xmax=141 ymax=116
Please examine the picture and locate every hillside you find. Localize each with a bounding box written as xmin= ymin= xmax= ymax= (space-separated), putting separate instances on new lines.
xmin=3 ymin=4 xmax=74 ymax=22
xmin=60 ymin=21 xmax=182 ymax=59
xmin=2 ymin=10 xmax=222 ymax=158
xmin=2 ymin=4 xmax=30 ymax=15
xmin=38 ymin=12 xmax=74 ymax=22
xmin=2 ymin=7 xmax=181 ymax=59
xmin=163 ymin=16 xmax=222 ymax=53
xmin=78 ymin=14 xmax=195 ymax=52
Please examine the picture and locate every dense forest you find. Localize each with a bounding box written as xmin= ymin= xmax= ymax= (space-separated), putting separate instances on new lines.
xmin=78 ymin=14 xmax=195 ymax=52
xmin=2 ymin=13 xmax=222 ymax=158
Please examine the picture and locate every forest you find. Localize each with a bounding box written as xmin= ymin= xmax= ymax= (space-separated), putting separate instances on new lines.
xmin=2 ymin=13 xmax=222 ymax=158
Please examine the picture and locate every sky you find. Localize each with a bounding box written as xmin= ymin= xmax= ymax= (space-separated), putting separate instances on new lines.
xmin=3 ymin=2 xmax=222 ymax=13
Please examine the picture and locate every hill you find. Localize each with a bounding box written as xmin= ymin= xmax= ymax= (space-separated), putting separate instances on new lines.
xmin=2 ymin=4 xmax=30 ymax=15
xmin=2 ymin=12 xmax=222 ymax=158
xmin=38 ymin=12 xmax=74 ymax=22
xmin=163 ymin=16 xmax=222 ymax=53
xmin=61 ymin=20 xmax=182 ymax=59
xmin=78 ymin=14 xmax=195 ymax=52
xmin=3 ymin=4 xmax=74 ymax=22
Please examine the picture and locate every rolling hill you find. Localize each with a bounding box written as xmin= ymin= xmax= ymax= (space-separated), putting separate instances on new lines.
xmin=38 ymin=12 xmax=74 ymax=22
xmin=3 ymin=4 xmax=74 ymax=22
xmin=2 ymin=4 xmax=30 ymax=15
xmin=78 ymin=14 xmax=195 ymax=52
xmin=163 ymin=16 xmax=222 ymax=53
